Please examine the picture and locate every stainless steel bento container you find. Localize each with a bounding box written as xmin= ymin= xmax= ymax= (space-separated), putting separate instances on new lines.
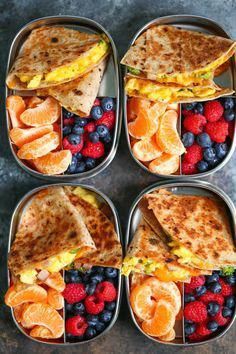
xmin=6 ymin=16 xmax=122 ymax=181
xmin=125 ymin=179 xmax=236 ymax=346
xmin=7 ymin=183 xmax=123 ymax=345
xmin=123 ymin=15 xmax=236 ymax=178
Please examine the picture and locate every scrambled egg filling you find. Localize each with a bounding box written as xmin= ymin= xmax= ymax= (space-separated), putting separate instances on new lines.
xmin=72 ymin=186 xmax=100 ymax=208
xmin=18 ymin=40 xmax=108 ymax=89
xmin=125 ymin=78 xmax=216 ymax=102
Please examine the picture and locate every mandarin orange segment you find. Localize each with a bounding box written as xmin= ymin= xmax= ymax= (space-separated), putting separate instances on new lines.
xmin=21 ymin=303 xmax=64 ymax=338
xmin=47 ymin=288 xmax=64 ymax=310
xmin=127 ymin=97 xmax=150 ymax=122
xmin=128 ymin=111 xmax=158 ymax=139
xmin=130 ymin=273 xmax=149 ymax=291
xmin=20 ymin=97 xmax=61 ymax=127
xmin=142 ymin=299 xmax=175 ymax=337
xmin=5 ymin=285 xmax=47 ymax=307
xmin=159 ymin=328 xmax=176 ymax=342
xmin=166 ymin=103 xmax=179 ymax=111
xmin=26 ymin=97 xmax=44 ymax=108
xmin=130 ymin=283 xmax=156 ymax=321
xmin=30 ymin=325 xmax=55 ymax=339
xmin=156 ymin=110 xmax=185 ymax=155
xmin=17 ymin=131 xmax=60 ymax=160
xmin=149 ymin=153 xmax=179 ymax=175
xmin=33 ymin=150 xmax=72 ymax=175
xmin=132 ymin=135 xmax=162 ymax=161
xmin=14 ymin=303 xmax=30 ymax=323
xmin=44 ymin=272 xmax=65 ymax=292
xmin=10 ymin=125 xmax=53 ymax=148
xmin=6 ymin=95 xmax=26 ymax=128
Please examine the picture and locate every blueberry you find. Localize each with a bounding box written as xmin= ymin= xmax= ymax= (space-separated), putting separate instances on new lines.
xmin=209 ymin=282 xmax=222 ymax=294
xmin=75 ymin=152 xmax=83 ymax=160
xmin=67 ymin=156 xmax=77 ymax=174
xmin=63 ymin=125 xmax=72 ymax=136
xmin=89 ymin=132 xmax=99 ymax=143
xmin=68 ymin=133 xmax=81 ymax=145
xmin=92 ymin=266 xmax=104 ymax=274
xmin=195 ymin=285 xmax=207 ymax=296
xmin=194 ymin=103 xmax=204 ymax=114
xmin=73 ymin=302 xmax=85 ymax=315
xmin=91 ymin=106 xmax=103 ymax=120
xmin=63 ymin=108 xmax=74 ymax=118
xmin=183 ymin=103 xmax=196 ymax=110
xmin=102 ymin=132 xmax=112 ymax=144
xmin=222 ymin=307 xmax=233 ymax=318
xmin=84 ymin=268 xmax=94 ymax=275
xmin=86 ymin=315 xmax=99 ymax=327
xmin=222 ymin=97 xmax=234 ymax=110
xmin=196 ymin=133 xmax=212 ymax=148
xmin=75 ymin=117 xmax=88 ymax=127
xmin=95 ymin=321 xmax=106 ymax=332
xmin=105 ymin=301 xmax=116 ymax=311
xmin=85 ymin=282 xmax=97 ymax=295
xmin=70 ymin=274 xmax=83 ymax=283
xmin=85 ymin=157 xmax=96 ymax=170
xmin=225 ymin=275 xmax=236 ymax=285
xmin=90 ymin=274 xmax=104 ymax=284
xmin=99 ymin=310 xmax=113 ymax=323
xmin=208 ymin=156 xmax=220 ymax=168
xmin=65 ymin=302 xmax=73 ymax=313
xmin=197 ymin=160 xmax=209 ymax=173
xmin=182 ymin=132 xmax=195 ymax=147
xmin=207 ymin=302 xmax=220 ymax=316
xmin=203 ymin=147 xmax=216 ymax=162
xmin=224 ymin=109 xmax=235 ymax=122
xmin=96 ymin=124 xmax=109 ymax=138
xmin=104 ymin=268 xmax=118 ymax=279
xmin=76 ymin=161 xmax=86 ymax=173
xmin=101 ymin=97 xmax=115 ymax=112
xmin=225 ymin=296 xmax=235 ymax=309
xmin=206 ymin=273 xmax=220 ymax=284
xmin=83 ymin=274 xmax=91 ymax=283
xmin=184 ymin=323 xmax=196 ymax=335
xmin=184 ymin=294 xmax=195 ymax=303
xmin=85 ymin=326 xmax=97 ymax=339
xmin=207 ymin=320 xmax=218 ymax=332
xmin=72 ymin=124 xmax=84 ymax=135
xmin=184 ymin=319 xmax=194 ymax=325
xmin=215 ymin=143 xmax=228 ymax=159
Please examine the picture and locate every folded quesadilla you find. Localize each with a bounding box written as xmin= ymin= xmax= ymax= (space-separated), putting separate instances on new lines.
xmin=6 ymin=26 xmax=110 ymax=90
xmin=37 ymin=60 xmax=107 ymax=116
xmin=146 ymin=190 xmax=236 ymax=271
xmin=8 ymin=187 xmax=96 ymax=283
xmin=121 ymin=25 xmax=236 ymax=86
xmin=65 ymin=187 xmax=122 ymax=269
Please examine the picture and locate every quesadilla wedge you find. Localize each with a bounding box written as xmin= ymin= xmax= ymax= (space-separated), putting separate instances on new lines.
xmin=37 ymin=60 xmax=107 ymax=116
xmin=121 ymin=25 xmax=236 ymax=86
xmin=8 ymin=187 xmax=96 ymax=284
xmin=125 ymin=74 xmax=234 ymax=103
xmin=6 ymin=26 xmax=110 ymax=90
xmin=146 ymin=190 xmax=236 ymax=271
xmin=64 ymin=187 xmax=122 ymax=269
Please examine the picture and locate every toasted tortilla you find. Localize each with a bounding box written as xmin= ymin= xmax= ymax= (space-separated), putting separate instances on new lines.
xmin=64 ymin=187 xmax=122 ymax=269
xmin=37 ymin=60 xmax=107 ymax=116
xmin=146 ymin=191 xmax=236 ymax=269
xmin=6 ymin=26 xmax=109 ymax=90
xmin=8 ymin=187 xmax=96 ymax=276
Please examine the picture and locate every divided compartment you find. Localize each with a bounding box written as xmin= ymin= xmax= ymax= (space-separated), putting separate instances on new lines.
xmin=125 ymin=180 xmax=236 ymax=346
xmin=123 ymin=15 xmax=236 ymax=178
xmin=6 ymin=16 xmax=121 ymax=181
xmin=8 ymin=183 xmax=122 ymax=345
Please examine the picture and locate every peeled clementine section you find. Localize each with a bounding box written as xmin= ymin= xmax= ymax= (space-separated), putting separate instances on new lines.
xmin=20 ymin=97 xmax=61 ymax=127
xmin=149 ymin=153 xmax=179 ymax=175
xmin=130 ymin=283 xmax=156 ymax=321
xmin=27 ymin=96 xmax=44 ymax=108
xmin=159 ymin=328 xmax=176 ymax=342
xmin=6 ymin=95 xmax=26 ymax=128
xmin=128 ymin=111 xmax=158 ymax=139
xmin=14 ymin=303 xmax=30 ymax=323
xmin=44 ymin=272 xmax=65 ymax=292
xmin=33 ymin=150 xmax=72 ymax=175
xmin=17 ymin=131 xmax=60 ymax=160
xmin=166 ymin=103 xmax=179 ymax=111
xmin=30 ymin=325 xmax=55 ymax=339
xmin=130 ymin=273 xmax=149 ymax=291
xmin=5 ymin=285 xmax=47 ymax=307
xmin=132 ymin=135 xmax=162 ymax=161
xmin=47 ymin=288 xmax=64 ymax=310
xmin=127 ymin=97 xmax=150 ymax=122
xmin=10 ymin=125 xmax=53 ymax=148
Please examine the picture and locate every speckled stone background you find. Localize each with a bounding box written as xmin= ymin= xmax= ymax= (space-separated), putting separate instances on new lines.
xmin=0 ymin=0 xmax=236 ymax=353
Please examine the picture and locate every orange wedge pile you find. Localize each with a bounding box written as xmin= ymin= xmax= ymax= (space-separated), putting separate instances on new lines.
xmin=130 ymin=276 xmax=181 ymax=342
xmin=5 ymin=272 xmax=65 ymax=339
xmin=7 ymin=95 xmax=72 ymax=175
xmin=127 ymin=98 xmax=185 ymax=175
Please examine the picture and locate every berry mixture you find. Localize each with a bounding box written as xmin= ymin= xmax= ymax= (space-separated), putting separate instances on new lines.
xmin=184 ymin=270 xmax=236 ymax=343
xmin=181 ymin=98 xmax=235 ymax=175
xmin=63 ymin=97 xmax=116 ymax=174
xmin=63 ymin=266 xmax=118 ymax=342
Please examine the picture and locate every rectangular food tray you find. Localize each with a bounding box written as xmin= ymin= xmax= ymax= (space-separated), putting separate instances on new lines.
xmin=125 ymin=179 xmax=236 ymax=346
xmin=6 ymin=16 xmax=122 ymax=181
xmin=123 ymin=15 xmax=236 ymax=178
xmin=7 ymin=183 xmax=123 ymax=345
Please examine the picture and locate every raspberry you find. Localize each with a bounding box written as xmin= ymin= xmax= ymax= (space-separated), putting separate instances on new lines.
xmin=93 ymin=98 xmax=101 ymax=106
xmin=95 ymin=281 xmax=117 ymax=302
xmin=204 ymin=101 xmax=224 ymax=122
xmin=84 ymin=295 xmax=105 ymax=315
xmin=182 ymin=109 xmax=193 ymax=117
xmin=195 ymin=322 xmax=211 ymax=337
xmin=184 ymin=301 xmax=207 ymax=323
xmin=188 ymin=276 xmax=205 ymax=290
xmin=199 ymin=291 xmax=224 ymax=306
xmin=212 ymin=307 xmax=229 ymax=326
xmin=64 ymin=117 xmax=75 ymax=125
xmin=63 ymin=135 xmax=84 ymax=154
xmin=81 ymin=141 xmax=105 ymax=159
xmin=84 ymin=122 xmax=96 ymax=133
xmin=65 ymin=315 xmax=88 ymax=336
xmin=184 ymin=144 xmax=203 ymax=164
xmin=62 ymin=283 xmax=86 ymax=304
xmin=183 ymin=114 xmax=207 ymax=134
xmin=184 ymin=283 xmax=194 ymax=294
xmin=95 ymin=111 xmax=115 ymax=130
xmin=219 ymin=278 xmax=233 ymax=296
xmin=205 ymin=118 xmax=229 ymax=143
xmin=182 ymin=161 xmax=197 ymax=175
xmin=228 ymin=121 xmax=234 ymax=140
xmin=188 ymin=332 xmax=204 ymax=342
